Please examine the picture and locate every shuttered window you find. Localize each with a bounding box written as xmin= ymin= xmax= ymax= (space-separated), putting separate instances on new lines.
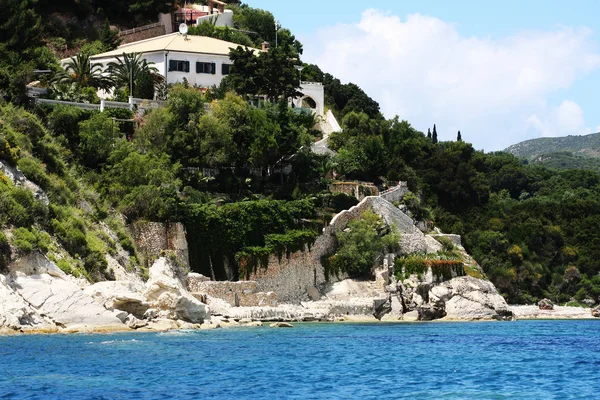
xmin=196 ymin=62 xmax=216 ymax=74
xmin=169 ymin=60 xmax=189 ymax=72
xmin=221 ymin=63 xmax=232 ymax=75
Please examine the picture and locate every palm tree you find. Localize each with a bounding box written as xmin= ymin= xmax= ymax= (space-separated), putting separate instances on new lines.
xmin=53 ymin=52 xmax=113 ymax=91
xmin=107 ymin=53 xmax=163 ymax=98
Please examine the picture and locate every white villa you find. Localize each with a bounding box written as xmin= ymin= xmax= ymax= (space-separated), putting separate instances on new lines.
xmin=88 ymin=33 xmax=325 ymax=116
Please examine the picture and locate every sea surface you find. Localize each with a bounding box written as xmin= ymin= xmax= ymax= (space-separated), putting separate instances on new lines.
xmin=0 ymin=320 xmax=598 ymax=399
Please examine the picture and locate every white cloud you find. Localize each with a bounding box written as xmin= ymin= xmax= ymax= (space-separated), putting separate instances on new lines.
xmin=301 ymin=9 xmax=600 ymax=150
xmin=527 ymin=100 xmax=588 ymax=137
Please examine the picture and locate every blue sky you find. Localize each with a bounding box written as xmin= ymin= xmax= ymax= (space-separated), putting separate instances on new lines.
xmin=247 ymin=0 xmax=600 ymax=151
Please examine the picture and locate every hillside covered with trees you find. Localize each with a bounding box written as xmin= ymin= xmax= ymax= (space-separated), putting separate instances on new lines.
xmin=504 ymin=132 xmax=600 ymax=174
xmin=2 ymin=0 xmax=600 ymax=306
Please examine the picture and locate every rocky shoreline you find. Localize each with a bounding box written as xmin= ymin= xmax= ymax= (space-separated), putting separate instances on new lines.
xmin=2 ymin=306 xmax=597 ymax=336
xmin=3 ymin=253 xmax=597 ymax=336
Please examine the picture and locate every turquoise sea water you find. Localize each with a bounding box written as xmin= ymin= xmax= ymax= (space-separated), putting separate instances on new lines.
xmin=1 ymin=320 xmax=599 ymax=399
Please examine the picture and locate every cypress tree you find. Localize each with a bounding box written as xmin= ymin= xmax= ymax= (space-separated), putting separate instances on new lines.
xmin=432 ymin=124 xmax=438 ymax=144
xmin=100 ymin=20 xmax=121 ymax=51
xmin=427 ymin=128 xmax=432 ymax=140
xmin=457 ymin=130 xmax=462 ymax=142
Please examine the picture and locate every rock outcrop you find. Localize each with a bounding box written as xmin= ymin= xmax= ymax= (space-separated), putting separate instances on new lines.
xmin=0 ymin=274 xmax=52 ymax=332
xmin=143 ymin=257 xmax=209 ymax=323
xmin=0 ymin=253 xmax=211 ymax=332
xmin=12 ymin=273 xmax=125 ymax=331
xmin=83 ymin=281 xmax=148 ymax=319
xmin=432 ymin=277 xmax=513 ymax=320
xmin=538 ymin=298 xmax=554 ymax=310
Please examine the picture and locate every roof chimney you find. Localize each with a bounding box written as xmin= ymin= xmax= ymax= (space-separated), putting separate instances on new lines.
xmin=262 ymin=41 xmax=270 ymax=52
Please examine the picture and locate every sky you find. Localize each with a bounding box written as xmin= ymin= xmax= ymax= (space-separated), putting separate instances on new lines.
xmin=247 ymin=0 xmax=600 ymax=151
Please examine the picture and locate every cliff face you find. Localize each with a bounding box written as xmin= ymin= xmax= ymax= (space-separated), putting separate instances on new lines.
xmin=0 ymin=160 xmax=209 ymax=333
xmin=229 ymin=195 xmax=512 ymax=322
xmin=0 ymin=164 xmax=514 ymax=332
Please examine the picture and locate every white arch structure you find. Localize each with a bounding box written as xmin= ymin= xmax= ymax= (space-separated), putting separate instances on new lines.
xmin=293 ymin=81 xmax=324 ymax=116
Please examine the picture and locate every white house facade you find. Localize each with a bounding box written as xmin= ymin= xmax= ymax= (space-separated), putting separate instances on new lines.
xmin=87 ymin=33 xmax=326 ymax=116
xmin=89 ymin=33 xmax=247 ymax=89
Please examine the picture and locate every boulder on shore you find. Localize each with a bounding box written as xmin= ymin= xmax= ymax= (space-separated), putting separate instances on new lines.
xmin=143 ymin=257 xmax=209 ymax=323
xmin=83 ymin=281 xmax=148 ymax=319
xmin=538 ymin=298 xmax=554 ymax=310
xmin=270 ymin=322 xmax=294 ymax=328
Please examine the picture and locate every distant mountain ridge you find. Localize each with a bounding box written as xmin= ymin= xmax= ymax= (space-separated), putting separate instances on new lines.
xmin=504 ymin=132 xmax=600 ymax=160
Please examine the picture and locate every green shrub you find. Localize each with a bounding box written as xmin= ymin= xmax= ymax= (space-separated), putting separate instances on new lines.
xmin=330 ymin=192 xmax=359 ymax=212
xmin=47 ymin=105 xmax=86 ymax=147
xmin=0 ymin=231 xmax=10 ymax=271
xmin=51 ymin=218 xmax=88 ymax=256
xmin=83 ymin=250 xmax=107 ymax=274
xmin=0 ymin=136 xmax=21 ymax=165
xmin=328 ymin=210 xmax=400 ymax=277
xmin=117 ymin=230 xmax=136 ymax=255
xmin=435 ymin=236 xmax=455 ymax=251
xmin=17 ymin=157 xmax=51 ymax=189
xmin=12 ymin=227 xmax=50 ymax=253
xmin=13 ymin=228 xmax=35 ymax=253
xmin=394 ymin=254 xmax=464 ymax=281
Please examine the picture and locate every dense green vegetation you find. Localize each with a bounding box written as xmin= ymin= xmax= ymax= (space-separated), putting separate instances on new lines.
xmin=0 ymin=104 xmax=139 ymax=280
xmin=326 ymin=114 xmax=600 ymax=303
xmin=326 ymin=210 xmax=399 ymax=278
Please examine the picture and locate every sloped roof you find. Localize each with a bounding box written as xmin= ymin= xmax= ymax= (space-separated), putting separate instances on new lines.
xmin=90 ymin=33 xmax=259 ymax=60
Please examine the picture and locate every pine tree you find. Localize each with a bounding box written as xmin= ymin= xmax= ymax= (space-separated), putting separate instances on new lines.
xmin=427 ymin=128 xmax=432 ymax=140
xmin=457 ymin=130 xmax=462 ymax=142
xmin=100 ymin=20 xmax=121 ymax=51
xmin=432 ymin=124 xmax=438 ymax=144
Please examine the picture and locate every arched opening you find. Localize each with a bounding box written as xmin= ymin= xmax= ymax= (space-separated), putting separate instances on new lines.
xmin=302 ymin=96 xmax=317 ymax=109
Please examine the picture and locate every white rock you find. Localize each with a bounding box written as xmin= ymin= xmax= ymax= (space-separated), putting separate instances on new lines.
xmin=0 ymin=274 xmax=51 ymax=331
xmin=83 ymin=281 xmax=148 ymax=318
xmin=402 ymin=310 xmax=419 ymax=321
xmin=243 ymin=321 xmax=263 ymax=327
xmin=10 ymin=253 xmax=67 ymax=279
xmin=444 ymin=296 xmax=499 ymax=320
xmin=143 ymin=257 xmax=209 ymax=323
xmin=307 ymin=286 xmax=321 ymax=301
xmin=424 ymin=235 xmax=444 ymax=253
xmin=125 ymin=314 xmax=148 ymax=329
xmin=436 ymin=276 xmax=513 ymax=320
xmin=270 ymin=322 xmax=294 ymax=328
xmin=12 ymin=273 xmax=125 ymax=329
xmin=144 ymin=318 xmax=179 ymax=331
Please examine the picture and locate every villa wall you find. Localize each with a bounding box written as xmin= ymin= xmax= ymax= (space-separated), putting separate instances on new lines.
xmin=294 ymin=82 xmax=325 ymax=115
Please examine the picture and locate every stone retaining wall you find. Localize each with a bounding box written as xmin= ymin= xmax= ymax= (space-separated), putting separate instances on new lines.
xmin=129 ymin=222 xmax=190 ymax=274
xmin=249 ymin=196 xmax=421 ymax=302
xmin=379 ymin=182 xmax=409 ymax=203
xmin=330 ymin=181 xmax=378 ymax=201
xmin=187 ymin=278 xmax=278 ymax=307
xmin=429 ymin=234 xmax=463 ymax=248
xmin=119 ymin=26 xmax=166 ymax=44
